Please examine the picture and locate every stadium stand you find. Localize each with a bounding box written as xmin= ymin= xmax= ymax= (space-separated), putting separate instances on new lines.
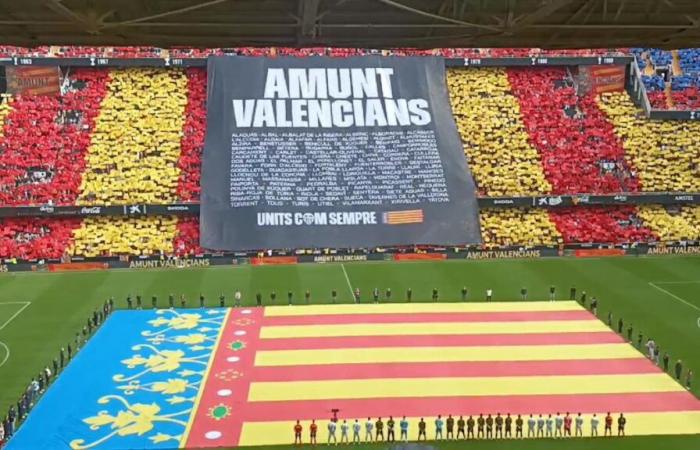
xmin=479 ymin=209 xmax=562 ymax=247
xmin=177 ymin=68 xmax=206 ymax=202
xmin=447 ymin=68 xmax=551 ymax=196
xmin=76 ymin=68 xmax=188 ymax=205
xmin=638 ymin=205 xmax=700 ymax=241
xmin=69 ymin=216 xmax=179 ymax=257
xmin=597 ymin=92 xmax=700 ymax=192
xmin=549 ymin=206 xmax=656 ymax=244
xmin=0 ymin=69 xmax=110 ymax=206
xmin=507 ymin=68 xmax=639 ymax=194
xmin=0 ymin=218 xmax=80 ymax=259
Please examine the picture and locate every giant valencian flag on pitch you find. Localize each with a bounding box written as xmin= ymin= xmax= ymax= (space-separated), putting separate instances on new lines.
xmin=7 ymin=302 xmax=700 ymax=449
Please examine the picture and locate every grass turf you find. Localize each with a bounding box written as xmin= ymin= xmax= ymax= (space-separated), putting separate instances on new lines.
xmin=0 ymin=254 xmax=699 ymax=450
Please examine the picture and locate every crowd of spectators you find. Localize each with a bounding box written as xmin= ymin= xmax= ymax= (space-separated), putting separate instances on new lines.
xmin=507 ymin=68 xmax=639 ymax=194
xmin=69 ymin=216 xmax=179 ymax=257
xmin=597 ymin=92 xmax=700 ymax=192
xmin=0 ymin=218 xmax=80 ymax=259
xmin=0 ymin=69 xmax=110 ymax=206
xmin=634 ymin=48 xmax=700 ymax=110
xmin=637 ymin=206 xmax=700 ymax=242
xmin=479 ymin=209 xmax=562 ymax=248
xmin=177 ymin=69 xmax=206 ymax=201
xmin=548 ymin=207 xmax=656 ymax=244
xmin=0 ymin=45 xmax=624 ymax=59
xmin=76 ymin=68 xmax=189 ymax=205
xmin=447 ymin=68 xmax=551 ymax=196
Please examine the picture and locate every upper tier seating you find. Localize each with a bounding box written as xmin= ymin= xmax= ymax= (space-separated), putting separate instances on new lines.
xmin=598 ymin=93 xmax=700 ymax=192
xmin=447 ymin=68 xmax=551 ymax=196
xmin=0 ymin=69 xmax=110 ymax=206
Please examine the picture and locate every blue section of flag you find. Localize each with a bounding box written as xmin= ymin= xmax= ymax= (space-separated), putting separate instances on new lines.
xmin=5 ymin=309 xmax=226 ymax=450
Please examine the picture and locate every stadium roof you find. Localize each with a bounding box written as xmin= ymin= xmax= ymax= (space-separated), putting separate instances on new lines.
xmin=2 ymin=0 xmax=700 ymax=49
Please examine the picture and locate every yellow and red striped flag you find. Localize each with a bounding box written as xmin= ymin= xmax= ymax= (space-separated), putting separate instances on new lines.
xmin=183 ymin=302 xmax=700 ymax=447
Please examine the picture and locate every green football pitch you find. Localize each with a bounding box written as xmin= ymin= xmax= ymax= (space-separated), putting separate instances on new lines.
xmin=1 ymin=254 xmax=699 ymax=450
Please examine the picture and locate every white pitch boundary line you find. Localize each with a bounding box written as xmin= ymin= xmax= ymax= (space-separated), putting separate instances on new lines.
xmin=0 ymin=301 xmax=31 ymax=368
xmin=648 ymin=282 xmax=700 ymax=313
xmin=653 ymin=280 xmax=700 ymax=284
xmin=0 ymin=301 xmax=31 ymax=331
xmin=340 ymin=264 xmax=354 ymax=299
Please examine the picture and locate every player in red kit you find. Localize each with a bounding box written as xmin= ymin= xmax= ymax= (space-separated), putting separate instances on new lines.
xmin=563 ymin=413 xmax=572 ymax=437
xmin=604 ymin=412 xmax=613 ymax=436
xmin=310 ymin=419 xmax=318 ymax=444
xmin=294 ymin=420 xmax=303 ymax=444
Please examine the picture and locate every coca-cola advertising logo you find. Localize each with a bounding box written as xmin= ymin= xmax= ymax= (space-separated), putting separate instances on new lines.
xmin=80 ymin=206 xmax=102 ymax=215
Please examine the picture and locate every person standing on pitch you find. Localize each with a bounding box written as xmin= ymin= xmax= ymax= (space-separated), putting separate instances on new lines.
xmin=627 ymin=323 xmax=633 ymax=342
xmin=168 ymin=293 xmax=174 ymax=309
xmin=495 ymin=413 xmax=503 ymax=438
xmin=418 ymin=418 xmax=426 ymax=441
xmin=287 ymin=290 xmax=293 ymax=306
xmin=675 ymin=359 xmax=683 ymax=380
xmin=327 ymin=420 xmax=337 ymax=444
xmin=234 ymin=290 xmax=242 ymax=307
xmin=575 ymin=413 xmax=584 ymax=437
xmin=604 ymin=412 xmax=613 ymax=436
xmin=467 ymin=415 xmax=475 ymax=439
xmin=485 ymin=414 xmax=493 ymax=439
xmin=387 ymin=416 xmax=395 ymax=442
xmin=461 ymin=286 xmax=467 ymax=301
xmin=373 ymin=287 xmax=379 ymax=303
xmin=685 ymin=370 xmax=693 ymax=390
xmin=340 ymin=420 xmax=349 ymax=443
xmin=549 ymin=285 xmax=555 ymax=301
xmin=364 ymin=417 xmax=374 ymax=442
xmin=564 ymin=413 xmax=572 ymax=437
xmin=136 ymin=295 xmax=142 ymax=310
xmin=256 ymin=292 xmax=262 ymax=307
xmin=590 ymin=413 xmax=599 ymax=436
xmin=536 ymin=414 xmax=544 ymax=437
xmin=504 ymin=413 xmax=512 ymax=438
xmin=151 ymin=295 xmax=157 ymax=309
xmin=617 ymin=317 xmax=624 ymax=334
xmin=331 ymin=289 xmax=337 ymax=304
xmin=270 ymin=291 xmax=276 ymax=305
xmin=352 ymin=419 xmax=361 ymax=443
xmin=406 ymin=287 xmax=412 ymax=302
xmin=570 ymin=286 xmax=576 ymax=300
xmin=486 ymin=289 xmax=493 ymax=302
xmin=400 ymin=416 xmax=409 ymax=441
xmin=293 ymin=420 xmax=302 ymax=444
xmin=521 ymin=287 xmax=527 ymax=300
xmin=515 ymin=414 xmax=524 ymax=439
xmin=446 ymin=414 xmax=454 ymax=439
xmin=663 ymin=352 xmax=670 ymax=372
xmin=180 ymin=294 xmax=186 ymax=308
xmin=375 ymin=417 xmax=384 ymax=441
xmin=305 ymin=289 xmax=310 ymax=304
xmin=580 ymin=291 xmax=587 ymax=307
xmin=457 ymin=415 xmax=466 ymax=439
xmin=309 ymin=420 xmax=317 ymax=444
xmin=219 ymin=293 xmax=225 ymax=308
xmin=546 ymin=414 xmax=554 ymax=438
xmin=126 ymin=295 xmax=133 ymax=309
xmin=432 ymin=288 xmax=439 ymax=302
xmin=199 ymin=293 xmax=205 ymax=308
xmin=385 ymin=287 xmax=392 ymax=302
xmin=527 ymin=414 xmax=535 ymax=438
xmin=354 ymin=287 xmax=360 ymax=303
xmin=590 ymin=297 xmax=598 ymax=315
xmin=435 ymin=415 xmax=444 ymax=440
xmin=617 ymin=413 xmax=626 ymax=436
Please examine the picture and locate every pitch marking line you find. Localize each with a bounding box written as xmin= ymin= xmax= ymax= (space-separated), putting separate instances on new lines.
xmin=0 ymin=301 xmax=31 ymax=368
xmin=341 ymin=264 xmax=354 ymax=299
xmin=653 ymin=281 xmax=700 ymax=284
xmin=648 ymin=282 xmax=700 ymax=313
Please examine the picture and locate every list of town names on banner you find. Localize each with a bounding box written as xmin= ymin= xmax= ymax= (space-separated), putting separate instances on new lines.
xmin=229 ymin=129 xmax=450 ymax=208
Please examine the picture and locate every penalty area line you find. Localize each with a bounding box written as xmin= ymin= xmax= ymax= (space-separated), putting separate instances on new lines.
xmin=648 ymin=282 xmax=700 ymax=313
xmin=0 ymin=301 xmax=31 ymax=368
